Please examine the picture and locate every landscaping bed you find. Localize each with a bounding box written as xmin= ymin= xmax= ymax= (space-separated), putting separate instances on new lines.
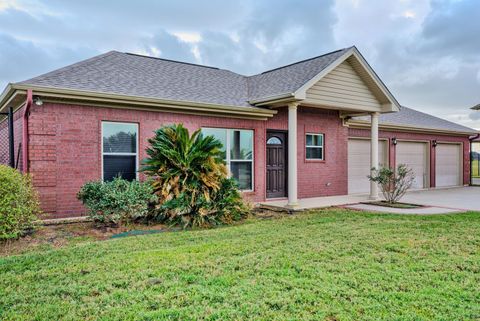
xmin=0 ymin=222 xmax=167 ymax=256
xmin=1 ymin=208 xmax=480 ymax=320
xmin=363 ymin=201 xmax=424 ymax=209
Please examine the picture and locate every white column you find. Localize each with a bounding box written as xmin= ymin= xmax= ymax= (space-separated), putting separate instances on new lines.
xmin=287 ymin=102 xmax=299 ymax=208
xmin=370 ymin=112 xmax=380 ymax=200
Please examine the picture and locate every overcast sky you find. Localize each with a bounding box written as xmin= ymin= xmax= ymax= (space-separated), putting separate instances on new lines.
xmin=1 ymin=0 xmax=479 ymax=128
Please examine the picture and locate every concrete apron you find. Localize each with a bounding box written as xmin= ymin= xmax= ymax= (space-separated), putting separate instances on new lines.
xmin=258 ymin=186 xmax=480 ymax=214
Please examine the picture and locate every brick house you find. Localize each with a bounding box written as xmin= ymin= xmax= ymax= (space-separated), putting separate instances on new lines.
xmin=0 ymin=46 xmax=477 ymax=218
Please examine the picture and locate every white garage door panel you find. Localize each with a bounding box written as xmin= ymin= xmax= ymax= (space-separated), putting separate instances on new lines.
xmin=348 ymin=139 xmax=388 ymax=194
xmin=436 ymin=144 xmax=461 ymax=187
xmin=396 ymin=142 xmax=428 ymax=189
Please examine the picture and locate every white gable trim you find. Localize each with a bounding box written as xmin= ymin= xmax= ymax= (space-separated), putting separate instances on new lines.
xmin=294 ymin=47 xmax=400 ymax=112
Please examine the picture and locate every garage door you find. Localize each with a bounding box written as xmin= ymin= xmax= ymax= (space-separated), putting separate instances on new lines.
xmin=348 ymin=139 xmax=388 ymax=194
xmin=436 ymin=143 xmax=462 ymax=187
xmin=396 ymin=141 xmax=428 ymax=189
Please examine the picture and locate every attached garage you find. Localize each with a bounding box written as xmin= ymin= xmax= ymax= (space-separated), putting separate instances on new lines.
xmin=396 ymin=141 xmax=429 ymax=189
xmin=347 ymin=107 xmax=476 ymax=195
xmin=348 ymin=138 xmax=388 ymax=194
xmin=435 ymin=143 xmax=462 ymax=187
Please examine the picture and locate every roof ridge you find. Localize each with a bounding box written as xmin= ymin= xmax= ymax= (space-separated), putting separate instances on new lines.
xmin=257 ymin=47 xmax=350 ymax=75
xmin=16 ymin=51 xmax=119 ymax=85
xmin=400 ymin=105 xmax=475 ymax=131
xmin=352 ymin=105 xmax=477 ymax=133
xmin=124 ymin=52 xmax=221 ymax=70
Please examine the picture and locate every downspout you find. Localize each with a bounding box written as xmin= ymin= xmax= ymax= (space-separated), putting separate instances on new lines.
xmin=22 ymin=89 xmax=33 ymax=173
xmin=469 ymin=133 xmax=480 ymax=186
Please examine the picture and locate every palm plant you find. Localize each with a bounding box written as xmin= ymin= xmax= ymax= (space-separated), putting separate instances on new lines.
xmin=142 ymin=124 xmax=248 ymax=227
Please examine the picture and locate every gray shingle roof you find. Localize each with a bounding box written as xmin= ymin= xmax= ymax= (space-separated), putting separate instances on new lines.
xmin=17 ymin=48 xmax=350 ymax=107
xmin=16 ymin=48 xmax=477 ymax=134
xmin=351 ymin=106 xmax=477 ymax=134
xmin=18 ymin=51 xmax=251 ymax=107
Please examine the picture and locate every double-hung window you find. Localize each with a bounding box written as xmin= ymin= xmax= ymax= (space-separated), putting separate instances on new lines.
xmin=102 ymin=122 xmax=138 ymax=181
xmin=202 ymin=128 xmax=253 ymax=190
xmin=306 ymin=133 xmax=324 ymax=160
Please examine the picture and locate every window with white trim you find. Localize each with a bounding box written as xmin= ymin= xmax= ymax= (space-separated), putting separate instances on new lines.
xmin=102 ymin=122 xmax=138 ymax=181
xmin=306 ymin=133 xmax=324 ymax=160
xmin=202 ymin=128 xmax=253 ymax=190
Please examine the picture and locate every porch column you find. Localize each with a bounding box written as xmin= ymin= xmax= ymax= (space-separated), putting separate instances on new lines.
xmin=287 ymin=102 xmax=299 ymax=208
xmin=370 ymin=112 xmax=380 ymax=200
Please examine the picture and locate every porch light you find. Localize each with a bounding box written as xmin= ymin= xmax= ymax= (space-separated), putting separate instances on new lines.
xmin=392 ymin=137 xmax=397 ymax=145
xmin=33 ymin=96 xmax=43 ymax=106
xmin=432 ymin=140 xmax=438 ymax=147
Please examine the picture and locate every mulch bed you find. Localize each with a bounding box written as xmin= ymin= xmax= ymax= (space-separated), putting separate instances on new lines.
xmin=0 ymin=221 xmax=167 ymax=256
xmin=363 ymin=201 xmax=424 ymax=209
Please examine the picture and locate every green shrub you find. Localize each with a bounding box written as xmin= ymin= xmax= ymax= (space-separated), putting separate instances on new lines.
xmin=158 ymin=178 xmax=250 ymax=227
xmin=77 ymin=177 xmax=157 ymax=225
xmin=368 ymin=164 xmax=415 ymax=203
xmin=142 ymin=124 xmax=250 ymax=228
xmin=0 ymin=165 xmax=40 ymax=240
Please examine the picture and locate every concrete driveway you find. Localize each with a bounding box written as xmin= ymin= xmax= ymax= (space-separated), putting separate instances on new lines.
xmin=402 ymin=186 xmax=480 ymax=211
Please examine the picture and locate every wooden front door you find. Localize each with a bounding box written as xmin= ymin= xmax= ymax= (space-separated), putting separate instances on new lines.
xmin=266 ymin=131 xmax=287 ymax=198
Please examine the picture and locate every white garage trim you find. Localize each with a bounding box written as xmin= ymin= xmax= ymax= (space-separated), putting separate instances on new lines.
xmin=348 ymin=137 xmax=389 ymax=194
xmin=435 ymin=142 xmax=463 ymax=187
xmin=396 ymin=140 xmax=430 ymax=190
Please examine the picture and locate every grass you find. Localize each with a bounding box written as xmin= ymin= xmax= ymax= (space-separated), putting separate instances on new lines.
xmin=472 ymin=159 xmax=480 ymax=178
xmin=1 ymin=209 xmax=480 ymax=320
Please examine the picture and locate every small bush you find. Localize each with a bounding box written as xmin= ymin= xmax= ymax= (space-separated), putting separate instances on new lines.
xmin=0 ymin=165 xmax=40 ymax=240
xmin=77 ymin=178 xmax=157 ymax=225
xmin=368 ymin=164 xmax=415 ymax=203
xmin=142 ymin=124 xmax=250 ymax=228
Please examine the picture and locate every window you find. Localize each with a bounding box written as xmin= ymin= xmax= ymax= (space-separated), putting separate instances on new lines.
xmin=306 ymin=133 xmax=324 ymax=160
xmin=102 ymin=122 xmax=138 ymax=181
xmin=202 ymin=128 xmax=253 ymax=190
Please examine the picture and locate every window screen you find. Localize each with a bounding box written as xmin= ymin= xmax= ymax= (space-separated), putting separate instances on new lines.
xmin=306 ymin=133 xmax=324 ymax=160
xmin=202 ymin=128 xmax=254 ymax=190
xmin=102 ymin=122 xmax=138 ymax=181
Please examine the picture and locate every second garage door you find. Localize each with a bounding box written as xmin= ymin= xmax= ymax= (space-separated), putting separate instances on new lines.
xmin=348 ymin=138 xmax=388 ymax=194
xmin=436 ymin=143 xmax=462 ymax=187
xmin=396 ymin=141 xmax=429 ymax=189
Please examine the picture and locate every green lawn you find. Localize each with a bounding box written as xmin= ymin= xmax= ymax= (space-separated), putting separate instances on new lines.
xmin=472 ymin=159 xmax=480 ymax=178
xmin=1 ymin=209 xmax=480 ymax=320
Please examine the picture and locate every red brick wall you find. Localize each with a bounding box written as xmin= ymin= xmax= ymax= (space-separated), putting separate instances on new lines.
xmin=348 ymin=128 xmax=471 ymax=186
xmin=27 ymin=103 xmax=348 ymax=218
xmin=26 ymin=102 xmax=471 ymax=218
xmin=265 ymin=108 xmax=348 ymax=198
xmin=27 ymin=103 xmax=269 ymax=218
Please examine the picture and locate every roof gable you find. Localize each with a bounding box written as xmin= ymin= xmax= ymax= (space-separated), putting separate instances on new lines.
xmin=293 ymin=47 xmax=400 ymax=112
xmin=303 ymin=59 xmax=383 ymax=111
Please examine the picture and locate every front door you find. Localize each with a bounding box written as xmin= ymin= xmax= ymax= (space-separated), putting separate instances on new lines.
xmin=266 ymin=131 xmax=287 ymax=198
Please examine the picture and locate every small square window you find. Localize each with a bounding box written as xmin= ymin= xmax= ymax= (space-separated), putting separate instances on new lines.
xmin=306 ymin=133 xmax=324 ymax=160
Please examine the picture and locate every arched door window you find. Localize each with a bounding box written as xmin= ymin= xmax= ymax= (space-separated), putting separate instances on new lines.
xmin=267 ymin=136 xmax=282 ymax=145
